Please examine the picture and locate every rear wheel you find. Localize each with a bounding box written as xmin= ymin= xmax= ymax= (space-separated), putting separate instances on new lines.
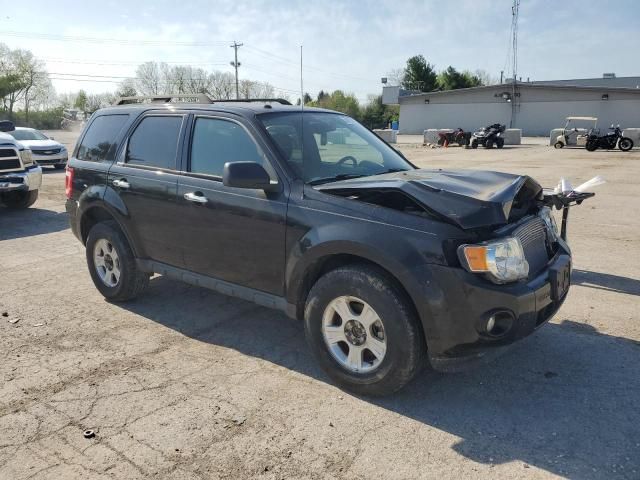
xmin=2 ymin=190 xmax=38 ymax=209
xmin=304 ymin=265 xmax=426 ymax=396
xmin=471 ymin=140 xmax=478 ymax=149
xmin=86 ymin=221 xmax=149 ymax=301
xmin=619 ymin=137 xmax=634 ymax=152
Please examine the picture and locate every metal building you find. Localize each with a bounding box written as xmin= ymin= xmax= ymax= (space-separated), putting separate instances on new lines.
xmin=384 ymin=76 xmax=640 ymax=136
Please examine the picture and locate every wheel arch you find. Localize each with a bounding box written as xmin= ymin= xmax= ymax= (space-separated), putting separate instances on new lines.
xmin=79 ymin=204 xmax=140 ymax=258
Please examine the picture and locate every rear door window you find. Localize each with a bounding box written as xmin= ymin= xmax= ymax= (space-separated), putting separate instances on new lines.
xmin=126 ymin=116 xmax=183 ymax=170
xmin=77 ymin=114 xmax=129 ymax=162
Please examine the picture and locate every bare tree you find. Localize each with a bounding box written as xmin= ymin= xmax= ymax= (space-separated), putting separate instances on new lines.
xmin=135 ymin=62 xmax=163 ymax=95
xmin=386 ymin=68 xmax=406 ymax=87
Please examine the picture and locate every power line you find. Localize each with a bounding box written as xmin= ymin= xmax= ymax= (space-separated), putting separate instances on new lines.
xmin=0 ymin=30 xmax=231 ymax=46
xmin=43 ymin=58 xmax=230 ymax=67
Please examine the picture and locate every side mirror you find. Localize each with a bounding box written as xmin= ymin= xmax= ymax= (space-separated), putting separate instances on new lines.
xmin=223 ymin=162 xmax=278 ymax=192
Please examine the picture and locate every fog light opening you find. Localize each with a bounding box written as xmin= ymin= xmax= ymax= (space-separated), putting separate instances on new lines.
xmin=485 ymin=311 xmax=514 ymax=337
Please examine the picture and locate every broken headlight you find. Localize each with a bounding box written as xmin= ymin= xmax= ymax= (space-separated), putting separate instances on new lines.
xmin=458 ymin=237 xmax=529 ymax=284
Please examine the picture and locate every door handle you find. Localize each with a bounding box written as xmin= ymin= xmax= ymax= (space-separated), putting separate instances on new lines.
xmin=184 ymin=192 xmax=208 ymax=204
xmin=112 ymin=179 xmax=131 ymax=189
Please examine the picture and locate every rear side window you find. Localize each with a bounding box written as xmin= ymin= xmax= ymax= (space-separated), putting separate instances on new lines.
xmin=190 ymin=117 xmax=267 ymax=177
xmin=126 ymin=116 xmax=183 ymax=170
xmin=77 ymin=114 xmax=129 ymax=162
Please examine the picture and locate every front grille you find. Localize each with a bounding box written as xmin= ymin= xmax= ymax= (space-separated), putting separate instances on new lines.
xmin=0 ymin=148 xmax=22 ymax=172
xmin=32 ymin=148 xmax=61 ymax=155
xmin=512 ymin=216 xmax=550 ymax=275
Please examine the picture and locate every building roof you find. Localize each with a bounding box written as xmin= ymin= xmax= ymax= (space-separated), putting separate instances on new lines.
xmin=398 ymin=81 xmax=640 ymax=102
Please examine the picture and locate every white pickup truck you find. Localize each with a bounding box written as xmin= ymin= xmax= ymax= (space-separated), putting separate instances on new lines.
xmin=0 ymin=121 xmax=43 ymax=209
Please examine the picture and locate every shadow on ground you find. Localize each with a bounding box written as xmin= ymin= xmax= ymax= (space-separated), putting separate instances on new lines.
xmin=119 ymin=276 xmax=640 ymax=478
xmin=0 ymin=208 xmax=69 ymax=240
xmin=572 ymin=269 xmax=640 ymax=296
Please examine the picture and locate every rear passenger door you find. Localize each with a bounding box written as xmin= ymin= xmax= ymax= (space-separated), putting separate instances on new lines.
xmin=176 ymin=114 xmax=288 ymax=296
xmin=108 ymin=113 xmax=186 ymax=267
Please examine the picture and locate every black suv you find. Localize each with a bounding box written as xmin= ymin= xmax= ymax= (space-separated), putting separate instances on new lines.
xmin=66 ymin=95 xmax=579 ymax=395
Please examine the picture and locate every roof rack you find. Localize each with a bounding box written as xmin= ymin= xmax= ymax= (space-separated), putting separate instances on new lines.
xmin=114 ymin=95 xmax=292 ymax=106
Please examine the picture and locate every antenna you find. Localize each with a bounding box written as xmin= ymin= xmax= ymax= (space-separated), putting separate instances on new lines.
xmin=300 ymin=44 xmax=305 ymax=179
xmin=300 ymin=45 xmax=304 ymax=111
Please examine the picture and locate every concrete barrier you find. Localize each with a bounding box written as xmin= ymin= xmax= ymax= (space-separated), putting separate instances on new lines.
xmin=623 ymin=128 xmax=640 ymax=147
xmin=424 ymin=129 xmax=453 ymax=144
xmin=503 ymin=129 xmax=522 ymax=145
xmin=373 ymin=129 xmax=397 ymax=144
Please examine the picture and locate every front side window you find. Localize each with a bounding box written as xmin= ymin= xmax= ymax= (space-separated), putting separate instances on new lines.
xmin=126 ymin=116 xmax=183 ymax=170
xmin=258 ymin=112 xmax=412 ymax=184
xmin=77 ymin=114 xmax=129 ymax=162
xmin=189 ymin=117 xmax=269 ymax=177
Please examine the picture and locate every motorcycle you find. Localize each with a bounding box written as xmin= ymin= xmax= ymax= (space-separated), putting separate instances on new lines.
xmin=585 ymin=125 xmax=634 ymax=152
xmin=437 ymin=128 xmax=470 ymax=147
xmin=470 ymin=123 xmax=506 ymax=149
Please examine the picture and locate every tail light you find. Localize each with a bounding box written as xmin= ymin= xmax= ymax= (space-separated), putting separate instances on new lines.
xmin=65 ymin=166 xmax=74 ymax=199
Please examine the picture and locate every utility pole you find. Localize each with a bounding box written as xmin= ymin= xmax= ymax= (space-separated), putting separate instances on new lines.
xmin=230 ymin=41 xmax=243 ymax=99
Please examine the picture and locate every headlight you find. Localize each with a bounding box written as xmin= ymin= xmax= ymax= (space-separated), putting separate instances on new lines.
xmin=538 ymin=206 xmax=559 ymax=243
xmin=19 ymin=149 xmax=34 ymax=167
xmin=458 ymin=237 xmax=529 ymax=284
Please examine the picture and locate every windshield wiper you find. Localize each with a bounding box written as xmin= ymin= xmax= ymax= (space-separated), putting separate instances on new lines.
xmin=307 ymin=173 xmax=367 ymax=186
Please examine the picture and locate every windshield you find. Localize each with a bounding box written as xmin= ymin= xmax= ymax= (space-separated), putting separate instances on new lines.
xmin=9 ymin=129 xmax=49 ymax=141
xmin=258 ymin=111 xmax=413 ymax=184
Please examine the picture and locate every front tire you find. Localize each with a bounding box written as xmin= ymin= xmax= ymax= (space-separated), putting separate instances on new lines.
xmin=554 ymin=141 xmax=564 ymax=149
xmin=496 ymin=138 xmax=505 ymax=149
xmin=471 ymin=140 xmax=478 ymax=149
xmin=586 ymin=140 xmax=598 ymax=152
xmin=2 ymin=190 xmax=38 ymax=209
xmin=619 ymin=137 xmax=634 ymax=152
xmin=86 ymin=221 xmax=149 ymax=301
xmin=304 ymin=265 xmax=426 ymax=396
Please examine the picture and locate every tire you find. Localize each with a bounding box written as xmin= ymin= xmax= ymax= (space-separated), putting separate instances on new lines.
xmin=85 ymin=221 xmax=149 ymax=301
xmin=471 ymin=140 xmax=478 ymax=149
xmin=53 ymin=163 xmax=66 ymax=170
xmin=485 ymin=139 xmax=494 ymax=149
xmin=2 ymin=189 xmax=38 ymax=209
xmin=304 ymin=265 xmax=426 ymax=396
xmin=496 ymin=138 xmax=505 ymax=149
xmin=585 ymin=140 xmax=598 ymax=152
xmin=619 ymin=137 xmax=634 ymax=152
xmin=554 ymin=141 xmax=564 ymax=149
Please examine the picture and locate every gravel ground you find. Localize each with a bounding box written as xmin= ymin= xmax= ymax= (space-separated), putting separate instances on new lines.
xmin=1 ymin=131 xmax=639 ymax=479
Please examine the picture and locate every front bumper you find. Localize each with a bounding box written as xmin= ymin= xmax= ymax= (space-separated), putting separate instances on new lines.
xmin=33 ymin=153 xmax=68 ymax=165
xmin=415 ymin=248 xmax=571 ymax=371
xmin=0 ymin=165 xmax=43 ymax=193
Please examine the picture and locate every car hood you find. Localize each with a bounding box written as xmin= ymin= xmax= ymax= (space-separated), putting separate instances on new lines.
xmin=18 ymin=139 xmax=63 ymax=149
xmin=316 ymin=169 xmax=543 ymax=229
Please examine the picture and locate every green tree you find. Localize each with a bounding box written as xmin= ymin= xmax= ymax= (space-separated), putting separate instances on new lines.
xmin=360 ymin=95 xmax=399 ymax=130
xmin=74 ymin=89 xmax=88 ymax=111
xmin=437 ymin=66 xmax=483 ymax=90
xmin=402 ymin=55 xmax=437 ymax=92
xmin=310 ymin=90 xmax=361 ymax=119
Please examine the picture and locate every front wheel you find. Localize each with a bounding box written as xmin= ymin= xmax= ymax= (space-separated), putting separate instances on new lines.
xmin=304 ymin=265 xmax=426 ymax=396
xmin=496 ymin=138 xmax=505 ymax=149
xmin=2 ymin=190 xmax=38 ymax=209
xmin=619 ymin=137 xmax=634 ymax=152
xmin=86 ymin=221 xmax=149 ymax=301
xmin=471 ymin=140 xmax=478 ymax=149
xmin=585 ymin=140 xmax=598 ymax=152
xmin=554 ymin=141 xmax=564 ymax=149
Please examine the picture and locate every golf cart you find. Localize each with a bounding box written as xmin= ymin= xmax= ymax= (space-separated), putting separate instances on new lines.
xmin=554 ymin=116 xmax=598 ymax=149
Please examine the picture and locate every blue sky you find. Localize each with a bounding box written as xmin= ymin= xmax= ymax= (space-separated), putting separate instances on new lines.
xmin=2 ymin=0 xmax=639 ymax=100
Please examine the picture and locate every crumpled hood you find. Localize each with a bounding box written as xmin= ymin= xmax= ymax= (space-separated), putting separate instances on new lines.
xmin=316 ymin=169 xmax=542 ymax=229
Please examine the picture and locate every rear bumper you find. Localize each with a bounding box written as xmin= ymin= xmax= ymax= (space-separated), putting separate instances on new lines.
xmin=0 ymin=165 xmax=42 ymax=193
xmin=410 ymin=248 xmax=571 ymax=371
